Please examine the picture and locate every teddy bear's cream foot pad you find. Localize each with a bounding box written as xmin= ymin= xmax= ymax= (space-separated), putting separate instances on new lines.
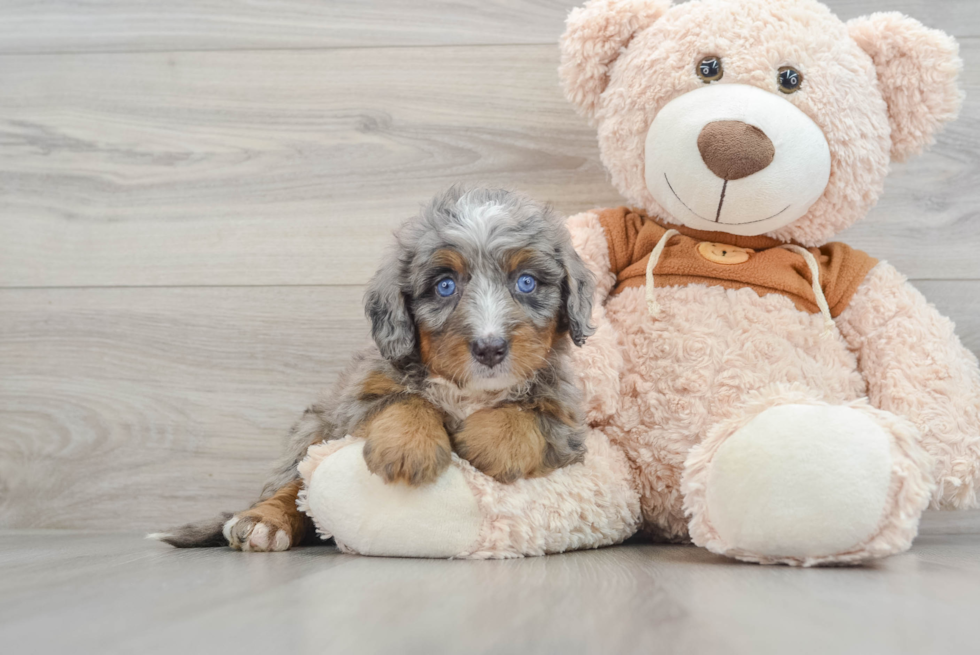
xmin=698 ymin=404 xmax=901 ymax=562
xmin=681 ymin=390 xmax=937 ymax=566
xmin=304 ymin=440 xmax=483 ymax=558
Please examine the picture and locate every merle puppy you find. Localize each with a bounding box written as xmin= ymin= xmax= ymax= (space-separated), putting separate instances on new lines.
xmin=157 ymin=187 xmax=595 ymax=552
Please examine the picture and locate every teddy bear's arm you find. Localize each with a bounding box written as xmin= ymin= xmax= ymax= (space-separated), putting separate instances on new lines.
xmin=566 ymin=210 xmax=624 ymax=425
xmin=836 ymin=262 xmax=980 ymax=510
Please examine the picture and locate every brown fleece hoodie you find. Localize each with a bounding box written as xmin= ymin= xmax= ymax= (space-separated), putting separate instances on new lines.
xmin=598 ymin=206 xmax=878 ymax=317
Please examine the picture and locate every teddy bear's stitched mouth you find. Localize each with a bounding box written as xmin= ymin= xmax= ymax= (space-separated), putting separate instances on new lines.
xmin=664 ymin=173 xmax=791 ymax=226
xmin=664 ymin=173 xmax=712 ymax=221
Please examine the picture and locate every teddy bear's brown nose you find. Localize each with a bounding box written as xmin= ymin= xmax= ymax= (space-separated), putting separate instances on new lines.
xmin=697 ymin=120 xmax=775 ymax=181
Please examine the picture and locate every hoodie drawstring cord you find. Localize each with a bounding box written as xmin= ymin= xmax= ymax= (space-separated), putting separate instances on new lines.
xmin=779 ymin=244 xmax=836 ymax=336
xmin=645 ymin=229 xmax=680 ymax=316
xmin=644 ymin=231 xmax=836 ymax=336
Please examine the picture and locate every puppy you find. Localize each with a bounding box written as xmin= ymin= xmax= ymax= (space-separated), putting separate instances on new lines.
xmin=155 ymin=187 xmax=595 ymax=551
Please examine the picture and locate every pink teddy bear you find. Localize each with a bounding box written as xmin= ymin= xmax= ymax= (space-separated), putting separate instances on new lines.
xmin=301 ymin=0 xmax=980 ymax=565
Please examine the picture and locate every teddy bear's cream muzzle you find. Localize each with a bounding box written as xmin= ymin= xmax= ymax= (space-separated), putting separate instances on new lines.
xmin=644 ymin=83 xmax=831 ymax=237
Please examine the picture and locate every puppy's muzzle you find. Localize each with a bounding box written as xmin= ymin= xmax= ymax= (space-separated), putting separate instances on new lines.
xmin=470 ymin=337 xmax=509 ymax=368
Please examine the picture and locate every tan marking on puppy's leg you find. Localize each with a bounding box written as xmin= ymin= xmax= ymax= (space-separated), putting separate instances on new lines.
xmin=529 ymin=396 xmax=578 ymax=428
xmin=359 ymin=396 xmax=452 ymax=486
xmin=359 ymin=371 xmax=406 ymax=399
xmin=226 ymin=479 xmax=308 ymax=552
xmin=453 ymin=404 xmax=550 ymax=483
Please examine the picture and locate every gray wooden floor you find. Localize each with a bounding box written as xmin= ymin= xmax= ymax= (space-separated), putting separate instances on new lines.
xmin=1 ymin=530 xmax=979 ymax=655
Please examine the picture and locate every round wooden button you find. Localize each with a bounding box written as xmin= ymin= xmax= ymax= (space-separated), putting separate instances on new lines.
xmin=697 ymin=241 xmax=753 ymax=265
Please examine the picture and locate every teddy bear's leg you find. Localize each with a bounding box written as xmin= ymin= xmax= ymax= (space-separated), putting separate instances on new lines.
xmin=682 ymin=391 xmax=935 ymax=566
xmin=297 ymin=429 xmax=641 ymax=559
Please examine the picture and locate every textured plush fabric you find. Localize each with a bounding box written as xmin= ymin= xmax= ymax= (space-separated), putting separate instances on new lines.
xmin=682 ymin=395 xmax=934 ymax=566
xmin=837 ymin=263 xmax=980 ymax=509
xmin=460 ymin=429 xmax=641 ymax=558
xmin=704 ymin=405 xmax=895 ymax=558
xmin=576 ymin=230 xmax=870 ymax=541
xmin=301 ymin=439 xmax=484 ymax=558
xmin=598 ymin=206 xmax=878 ymax=316
xmin=564 ymin=209 xmax=625 ymax=426
xmin=559 ymin=0 xmax=961 ymax=246
xmin=847 ymin=12 xmax=963 ymax=162
xmin=559 ymin=0 xmax=673 ymax=118
xmin=299 ymin=430 xmax=641 ymax=559
xmin=565 ymin=214 xmax=974 ymax=562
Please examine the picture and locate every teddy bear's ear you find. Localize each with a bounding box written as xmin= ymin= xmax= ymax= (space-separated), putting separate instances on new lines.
xmin=847 ymin=12 xmax=963 ymax=162
xmin=559 ymin=0 xmax=672 ymax=119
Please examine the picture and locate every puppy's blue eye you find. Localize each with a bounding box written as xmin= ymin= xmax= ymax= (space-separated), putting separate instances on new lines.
xmin=435 ymin=277 xmax=456 ymax=297
xmin=516 ymin=274 xmax=537 ymax=294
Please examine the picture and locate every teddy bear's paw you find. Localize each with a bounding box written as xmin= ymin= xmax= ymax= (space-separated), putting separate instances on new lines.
xmin=695 ymin=404 xmax=897 ymax=562
xmin=222 ymin=514 xmax=291 ymax=552
xmin=305 ymin=440 xmax=484 ymax=558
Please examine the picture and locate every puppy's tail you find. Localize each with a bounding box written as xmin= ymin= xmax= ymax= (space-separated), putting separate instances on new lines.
xmin=146 ymin=512 xmax=234 ymax=548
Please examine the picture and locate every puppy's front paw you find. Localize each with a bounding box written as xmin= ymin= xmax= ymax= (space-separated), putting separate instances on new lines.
xmin=454 ymin=405 xmax=549 ymax=483
xmin=223 ymin=513 xmax=292 ymax=552
xmin=363 ymin=430 xmax=451 ymax=486
xmin=360 ymin=398 xmax=451 ymax=486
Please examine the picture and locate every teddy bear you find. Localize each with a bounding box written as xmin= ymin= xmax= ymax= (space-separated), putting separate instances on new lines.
xmin=298 ymin=0 xmax=980 ymax=565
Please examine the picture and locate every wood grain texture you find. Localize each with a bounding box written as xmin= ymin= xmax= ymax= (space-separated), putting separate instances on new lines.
xmin=2 ymin=283 xmax=977 ymax=530
xmin=1 ymin=40 xmax=979 ymax=288
xmin=0 ymin=0 xmax=975 ymax=55
xmin=0 ymin=45 xmax=618 ymax=288
xmin=2 ymin=532 xmax=980 ymax=654
xmin=0 ymin=286 xmax=370 ymax=530
xmin=0 ymin=0 xmax=581 ymax=54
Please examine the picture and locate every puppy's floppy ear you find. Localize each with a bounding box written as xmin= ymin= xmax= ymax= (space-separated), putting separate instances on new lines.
xmin=364 ymin=250 xmax=416 ymax=363
xmin=559 ymin=0 xmax=672 ymax=120
xmin=848 ymin=12 xmax=962 ymax=162
xmin=560 ymin=239 xmax=596 ymax=347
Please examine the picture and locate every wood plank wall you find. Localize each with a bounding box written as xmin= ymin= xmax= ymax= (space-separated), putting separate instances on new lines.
xmin=1 ymin=0 xmax=978 ymax=531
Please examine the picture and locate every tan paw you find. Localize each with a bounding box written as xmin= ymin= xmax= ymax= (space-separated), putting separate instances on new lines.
xmin=222 ymin=514 xmax=292 ymax=552
xmin=362 ymin=431 xmax=451 ymax=486
xmin=454 ymin=405 xmax=549 ymax=483
xmin=359 ymin=397 xmax=452 ymax=486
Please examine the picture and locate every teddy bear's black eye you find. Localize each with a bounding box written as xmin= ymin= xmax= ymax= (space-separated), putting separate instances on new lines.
xmin=696 ymin=56 xmax=723 ymax=83
xmin=777 ymin=66 xmax=803 ymax=94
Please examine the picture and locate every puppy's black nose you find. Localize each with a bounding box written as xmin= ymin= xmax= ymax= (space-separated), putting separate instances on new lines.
xmin=470 ymin=337 xmax=509 ymax=368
